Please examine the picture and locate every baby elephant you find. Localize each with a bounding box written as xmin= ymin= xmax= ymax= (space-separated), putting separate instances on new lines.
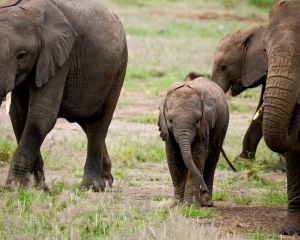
xmin=158 ymin=77 xmax=229 ymax=207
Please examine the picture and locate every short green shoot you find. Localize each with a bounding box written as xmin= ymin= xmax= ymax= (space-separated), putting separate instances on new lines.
xmin=180 ymin=206 xmax=220 ymax=219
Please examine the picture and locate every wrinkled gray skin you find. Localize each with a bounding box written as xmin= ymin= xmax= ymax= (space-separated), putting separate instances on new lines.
xmin=0 ymin=0 xmax=128 ymax=191
xmin=158 ymin=78 xmax=229 ymax=207
xmin=263 ymin=0 xmax=300 ymax=235
xmin=211 ymin=24 xmax=269 ymax=161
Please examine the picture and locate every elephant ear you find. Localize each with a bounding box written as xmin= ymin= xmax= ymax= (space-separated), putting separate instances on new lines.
xmin=197 ymin=86 xmax=217 ymax=141
xmin=241 ymin=24 xmax=268 ymax=88
xmin=34 ymin=2 xmax=77 ymax=87
xmin=158 ymin=99 xmax=169 ymax=142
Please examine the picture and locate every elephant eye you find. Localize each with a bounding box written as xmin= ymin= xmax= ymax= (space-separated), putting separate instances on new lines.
xmin=196 ymin=118 xmax=201 ymax=126
xmin=169 ymin=118 xmax=173 ymax=124
xmin=220 ymin=65 xmax=226 ymax=71
xmin=17 ymin=51 xmax=26 ymax=61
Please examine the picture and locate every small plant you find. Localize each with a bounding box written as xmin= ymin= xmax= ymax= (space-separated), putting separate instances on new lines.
xmin=233 ymin=195 xmax=253 ymax=205
xmin=180 ymin=206 xmax=220 ymax=218
xmin=152 ymin=195 xmax=169 ymax=201
xmin=129 ymin=113 xmax=158 ymax=124
xmin=213 ymin=192 xmax=229 ymax=201
xmin=260 ymin=191 xmax=287 ymax=206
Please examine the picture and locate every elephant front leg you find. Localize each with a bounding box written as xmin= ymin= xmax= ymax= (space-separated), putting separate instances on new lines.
xmin=6 ymin=63 xmax=67 ymax=187
xmin=166 ymin=137 xmax=187 ymax=205
xmin=279 ymin=150 xmax=300 ymax=236
xmin=183 ymin=141 xmax=206 ymax=207
xmin=237 ymin=83 xmax=265 ymax=160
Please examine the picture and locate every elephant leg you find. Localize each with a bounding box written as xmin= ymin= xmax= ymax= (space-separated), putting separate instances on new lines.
xmin=102 ymin=144 xmax=114 ymax=187
xmin=6 ymin=85 xmax=47 ymax=189
xmin=166 ymin=135 xmax=187 ymax=205
xmin=237 ymin=83 xmax=265 ymax=160
xmin=201 ymin=143 xmax=220 ymax=207
xmin=183 ymin=141 xmax=206 ymax=207
xmin=80 ymin=71 xmax=124 ymax=191
xmin=7 ymin=64 xmax=68 ymax=186
xmin=79 ymin=121 xmax=113 ymax=191
xmin=272 ymin=153 xmax=286 ymax=172
xmin=278 ymin=150 xmax=300 ymax=236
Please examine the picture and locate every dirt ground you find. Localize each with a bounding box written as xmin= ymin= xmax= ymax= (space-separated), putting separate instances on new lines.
xmin=0 ymin=91 xmax=295 ymax=239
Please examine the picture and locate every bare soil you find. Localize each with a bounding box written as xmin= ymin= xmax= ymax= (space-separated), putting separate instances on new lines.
xmin=0 ymin=91 xmax=294 ymax=239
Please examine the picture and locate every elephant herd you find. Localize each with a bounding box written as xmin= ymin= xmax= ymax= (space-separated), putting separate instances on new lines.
xmin=0 ymin=0 xmax=299 ymax=236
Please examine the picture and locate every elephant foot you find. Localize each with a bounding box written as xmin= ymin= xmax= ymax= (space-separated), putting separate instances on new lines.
xmin=279 ymin=211 xmax=300 ymax=236
xmin=201 ymin=192 xmax=214 ymax=207
xmin=5 ymin=172 xmax=30 ymax=188
xmin=103 ymin=171 xmax=114 ymax=188
xmin=170 ymin=198 xmax=183 ymax=208
xmin=33 ymin=169 xmax=49 ymax=191
xmin=183 ymin=194 xmax=201 ymax=208
xmin=81 ymin=171 xmax=106 ymax=192
xmin=235 ymin=151 xmax=255 ymax=161
xmin=272 ymin=153 xmax=286 ymax=172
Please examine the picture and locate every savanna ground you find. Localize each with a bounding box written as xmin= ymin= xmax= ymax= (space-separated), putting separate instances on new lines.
xmin=0 ymin=0 xmax=294 ymax=239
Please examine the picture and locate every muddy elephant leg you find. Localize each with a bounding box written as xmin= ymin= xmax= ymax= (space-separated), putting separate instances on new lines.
xmin=237 ymin=83 xmax=265 ymax=160
xmin=278 ymin=150 xmax=300 ymax=236
xmin=183 ymin=141 xmax=206 ymax=207
xmin=7 ymin=85 xmax=47 ymax=189
xmin=166 ymin=135 xmax=187 ymax=205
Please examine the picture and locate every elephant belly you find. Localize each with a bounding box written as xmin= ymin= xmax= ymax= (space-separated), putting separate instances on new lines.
xmin=58 ymin=97 xmax=106 ymax=123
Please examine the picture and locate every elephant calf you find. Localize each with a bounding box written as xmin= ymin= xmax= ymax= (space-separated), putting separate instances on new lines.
xmin=158 ymin=77 xmax=229 ymax=207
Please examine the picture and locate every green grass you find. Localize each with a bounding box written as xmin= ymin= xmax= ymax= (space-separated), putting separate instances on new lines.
xmin=233 ymin=195 xmax=254 ymax=205
xmin=109 ymin=133 xmax=165 ymax=164
xmin=260 ymin=191 xmax=287 ymax=206
xmin=129 ymin=113 xmax=158 ymax=124
xmin=0 ymin=132 xmax=16 ymax=163
xmin=180 ymin=206 xmax=220 ymax=218
xmin=213 ymin=192 xmax=229 ymax=201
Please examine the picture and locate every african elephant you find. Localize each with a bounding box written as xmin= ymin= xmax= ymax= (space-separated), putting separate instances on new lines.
xmin=158 ymin=77 xmax=229 ymax=207
xmin=211 ymin=24 xmax=269 ymax=161
xmin=0 ymin=0 xmax=128 ymax=191
xmin=263 ymin=0 xmax=300 ymax=235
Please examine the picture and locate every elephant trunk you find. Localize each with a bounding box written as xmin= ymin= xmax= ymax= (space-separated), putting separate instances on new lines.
xmin=177 ymin=132 xmax=208 ymax=193
xmin=263 ymin=57 xmax=300 ymax=153
xmin=0 ymin=86 xmax=4 ymax=106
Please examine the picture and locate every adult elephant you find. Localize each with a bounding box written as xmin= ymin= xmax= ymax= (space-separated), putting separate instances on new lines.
xmin=0 ymin=0 xmax=128 ymax=191
xmin=263 ymin=0 xmax=300 ymax=235
xmin=211 ymin=24 xmax=269 ymax=161
xmin=211 ymin=24 xmax=285 ymax=170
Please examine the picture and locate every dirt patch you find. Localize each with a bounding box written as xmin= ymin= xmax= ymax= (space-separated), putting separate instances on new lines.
xmin=151 ymin=9 xmax=268 ymax=23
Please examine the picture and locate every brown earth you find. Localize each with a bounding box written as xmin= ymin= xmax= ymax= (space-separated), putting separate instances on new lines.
xmin=0 ymin=91 xmax=295 ymax=239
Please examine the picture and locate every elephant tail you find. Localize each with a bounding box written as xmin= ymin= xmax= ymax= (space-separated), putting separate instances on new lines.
xmin=221 ymin=148 xmax=237 ymax=172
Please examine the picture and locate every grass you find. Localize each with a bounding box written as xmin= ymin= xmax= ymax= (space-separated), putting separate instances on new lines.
xmin=0 ymin=0 xmax=286 ymax=238
xmin=129 ymin=113 xmax=158 ymax=124
xmin=180 ymin=206 xmax=220 ymax=218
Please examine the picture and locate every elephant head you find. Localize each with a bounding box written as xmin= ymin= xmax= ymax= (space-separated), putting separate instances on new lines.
xmin=211 ymin=24 xmax=268 ymax=96
xmin=262 ymin=0 xmax=300 ymax=153
xmin=158 ymin=80 xmax=217 ymax=193
xmin=0 ymin=0 xmax=77 ymax=105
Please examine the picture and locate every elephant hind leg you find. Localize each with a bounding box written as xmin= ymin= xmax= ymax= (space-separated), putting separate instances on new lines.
xmin=102 ymin=144 xmax=114 ymax=187
xmin=78 ymin=121 xmax=106 ymax=192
